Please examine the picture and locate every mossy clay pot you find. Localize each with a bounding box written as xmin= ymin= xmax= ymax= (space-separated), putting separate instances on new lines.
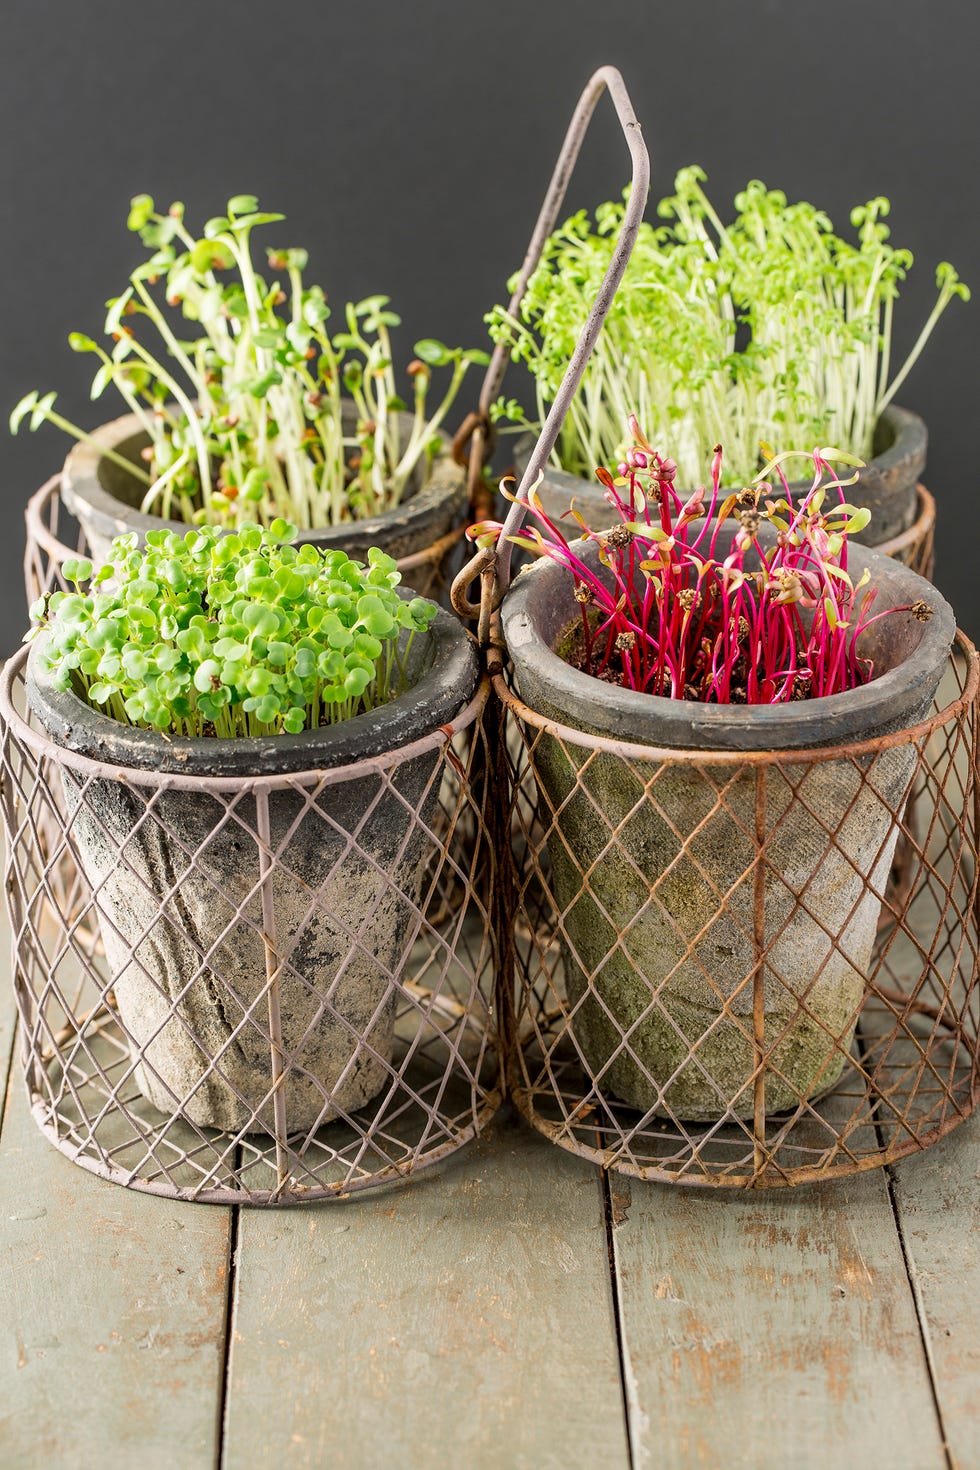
xmin=27 ymin=599 xmax=478 ymax=1134
xmin=61 ymin=401 xmax=467 ymax=569
xmin=501 ymin=532 xmax=954 ymax=1121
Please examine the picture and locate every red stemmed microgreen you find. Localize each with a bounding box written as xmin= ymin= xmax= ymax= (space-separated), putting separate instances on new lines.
xmin=470 ymin=420 xmax=934 ymax=705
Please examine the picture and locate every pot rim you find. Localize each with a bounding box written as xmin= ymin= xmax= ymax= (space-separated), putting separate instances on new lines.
xmin=864 ymin=402 xmax=928 ymax=482
xmin=500 ymin=532 xmax=956 ymax=753
xmin=495 ymin=634 xmax=975 ymax=766
xmin=23 ymin=596 xmax=479 ymax=779
xmin=60 ymin=405 xmax=466 ymax=548
xmin=515 ymin=401 xmax=927 ymax=497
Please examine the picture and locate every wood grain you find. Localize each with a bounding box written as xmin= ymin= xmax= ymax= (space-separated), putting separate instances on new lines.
xmin=859 ymin=647 xmax=980 ymax=1465
xmin=223 ymin=1108 xmax=630 ymax=1470
xmin=0 ymin=1038 xmax=232 ymax=1468
xmin=609 ymin=1166 xmax=947 ymax=1470
xmin=889 ymin=1116 xmax=980 ymax=1470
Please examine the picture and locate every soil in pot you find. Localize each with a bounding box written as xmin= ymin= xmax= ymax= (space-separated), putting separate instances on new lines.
xmin=61 ymin=401 xmax=467 ymax=569
xmin=27 ymin=600 xmax=479 ymax=1135
xmin=502 ymin=535 xmax=954 ymax=1121
xmin=515 ymin=403 xmax=927 ymax=551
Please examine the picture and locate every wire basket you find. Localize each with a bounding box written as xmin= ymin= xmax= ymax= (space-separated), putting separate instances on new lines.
xmin=24 ymin=476 xmax=88 ymax=606
xmin=497 ymin=637 xmax=979 ymax=1187
xmin=1 ymin=653 xmax=501 ymax=1204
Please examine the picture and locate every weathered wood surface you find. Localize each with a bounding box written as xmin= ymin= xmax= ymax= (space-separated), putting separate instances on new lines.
xmin=609 ymin=1167 xmax=948 ymax=1470
xmin=2 ymin=855 xmax=979 ymax=1468
xmin=856 ymin=646 xmax=980 ymax=1466
xmin=222 ymin=1108 xmax=630 ymax=1470
xmin=890 ymin=1115 xmax=980 ymax=1470
xmin=0 ymin=918 xmax=232 ymax=1470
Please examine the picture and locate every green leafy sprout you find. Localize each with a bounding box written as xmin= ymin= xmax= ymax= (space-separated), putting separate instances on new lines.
xmin=12 ymin=194 xmax=489 ymax=529
xmin=29 ymin=519 xmax=438 ymax=738
xmin=487 ymin=168 xmax=969 ymax=486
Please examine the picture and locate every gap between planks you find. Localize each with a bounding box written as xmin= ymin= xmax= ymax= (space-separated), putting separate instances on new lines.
xmin=602 ymin=1124 xmax=953 ymax=1469
xmin=602 ymin=1166 xmax=639 ymax=1470
xmin=216 ymin=1202 xmax=242 ymax=1470
xmin=218 ymin=1108 xmax=630 ymax=1470
xmin=884 ymin=1163 xmax=955 ymax=1470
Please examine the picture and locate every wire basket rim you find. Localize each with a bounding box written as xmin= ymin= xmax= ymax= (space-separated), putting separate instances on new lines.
xmin=0 ymin=648 xmax=490 ymax=793
xmin=507 ymin=1075 xmax=980 ymax=1190
xmin=493 ymin=630 xmax=977 ymax=769
xmin=26 ymin=1076 xmax=505 ymax=1207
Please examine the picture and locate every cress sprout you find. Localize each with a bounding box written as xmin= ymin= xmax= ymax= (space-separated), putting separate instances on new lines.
xmin=13 ymin=194 xmax=488 ymax=529
xmin=487 ymin=169 xmax=968 ymax=486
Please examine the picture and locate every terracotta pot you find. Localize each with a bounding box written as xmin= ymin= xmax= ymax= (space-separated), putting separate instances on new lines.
xmin=515 ymin=403 xmax=927 ymax=549
xmin=61 ymin=402 xmax=467 ymax=568
xmin=501 ymin=533 xmax=954 ymax=1120
xmin=26 ymin=599 xmax=479 ymax=1134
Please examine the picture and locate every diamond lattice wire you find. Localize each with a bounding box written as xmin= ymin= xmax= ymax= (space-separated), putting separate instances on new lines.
xmin=1 ymin=653 xmax=501 ymax=1205
xmin=22 ymin=479 xmax=98 ymax=928
xmin=497 ymin=634 xmax=980 ymax=1188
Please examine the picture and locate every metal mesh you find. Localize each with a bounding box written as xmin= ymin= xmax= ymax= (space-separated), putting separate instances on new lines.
xmin=498 ymin=637 xmax=979 ymax=1188
xmin=1 ymin=654 xmax=500 ymax=1204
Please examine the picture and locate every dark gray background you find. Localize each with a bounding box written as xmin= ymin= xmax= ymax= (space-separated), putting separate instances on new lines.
xmin=1 ymin=0 xmax=976 ymax=650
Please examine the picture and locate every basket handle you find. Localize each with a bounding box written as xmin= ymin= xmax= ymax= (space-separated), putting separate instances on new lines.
xmin=451 ymin=65 xmax=649 ymax=630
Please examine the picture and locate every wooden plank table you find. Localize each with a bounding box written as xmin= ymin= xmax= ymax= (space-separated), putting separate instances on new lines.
xmin=0 ymin=938 xmax=232 ymax=1468
xmin=1 ymin=943 xmax=978 ymax=1469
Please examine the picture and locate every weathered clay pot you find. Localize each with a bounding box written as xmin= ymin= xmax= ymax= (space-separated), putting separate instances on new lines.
xmin=26 ymin=600 xmax=478 ymax=1134
xmin=61 ymin=402 xmax=467 ymax=568
xmin=501 ymin=533 xmax=954 ymax=1120
xmin=515 ymin=403 xmax=927 ymax=549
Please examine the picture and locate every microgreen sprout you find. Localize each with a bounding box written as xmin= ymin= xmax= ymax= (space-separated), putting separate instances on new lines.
xmin=30 ymin=520 xmax=438 ymax=736
xmin=12 ymin=194 xmax=488 ymax=529
xmin=487 ymin=169 xmax=968 ymax=485
xmin=472 ymin=421 xmax=933 ymax=705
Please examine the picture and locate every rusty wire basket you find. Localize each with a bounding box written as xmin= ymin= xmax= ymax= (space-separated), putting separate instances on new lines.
xmin=496 ymin=640 xmax=979 ymax=1187
xmin=447 ymin=64 xmax=974 ymax=1189
xmin=1 ymin=654 xmax=500 ymax=1204
xmin=22 ymin=472 xmax=475 ymax=956
xmin=24 ymin=474 xmax=470 ymax=610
